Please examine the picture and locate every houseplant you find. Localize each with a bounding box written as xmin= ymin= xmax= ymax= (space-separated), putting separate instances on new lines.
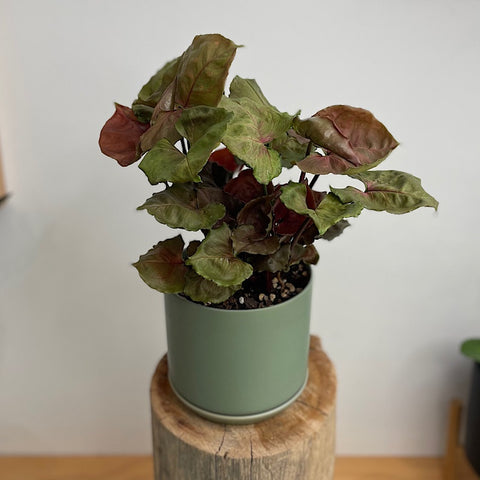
xmin=460 ymin=339 xmax=480 ymax=474
xmin=99 ymin=33 xmax=438 ymax=423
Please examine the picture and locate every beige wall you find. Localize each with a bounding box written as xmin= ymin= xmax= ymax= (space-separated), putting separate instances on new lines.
xmin=0 ymin=0 xmax=479 ymax=456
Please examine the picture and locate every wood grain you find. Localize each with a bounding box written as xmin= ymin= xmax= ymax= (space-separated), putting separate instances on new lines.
xmin=150 ymin=335 xmax=337 ymax=479
xmin=2 ymin=456 xmax=477 ymax=480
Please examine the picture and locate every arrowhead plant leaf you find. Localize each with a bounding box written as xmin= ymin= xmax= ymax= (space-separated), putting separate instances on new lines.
xmin=133 ymin=236 xmax=187 ymax=293
xmin=138 ymin=183 xmax=226 ymax=231
xmin=138 ymin=34 xmax=238 ymax=151
xmin=254 ymin=243 xmax=319 ymax=273
xmin=99 ymin=103 xmax=150 ymax=166
xmin=219 ymin=96 xmax=293 ymax=184
xmin=232 ymin=225 xmax=280 ymax=255
xmin=331 ymin=170 xmax=439 ymax=214
xmin=208 ymin=148 xmax=239 ymax=172
xmin=139 ymin=109 xmax=183 ymax=151
xmin=175 ymin=34 xmax=239 ymax=108
xmin=294 ymin=105 xmax=399 ymax=175
xmin=271 ymin=130 xmax=311 ymax=168
xmin=139 ymin=106 xmax=232 ymax=184
xmin=132 ymin=57 xmax=181 ymax=123
xmin=224 ymin=169 xmax=266 ymax=204
xmin=280 ymin=183 xmax=363 ymax=235
xmin=229 ymin=76 xmax=272 ymax=107
xmin=184 ymin=270 xmax=240 ymax=304
xmin=186 ymin=223 xmax=253 ymax=287
xmin=136 ymin=58 xmax=180 ymax=105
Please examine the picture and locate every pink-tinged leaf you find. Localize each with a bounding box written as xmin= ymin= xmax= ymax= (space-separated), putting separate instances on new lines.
xmin=140 ymin=109 xmax=182 ymax=151
xmin=224 ymin=169 xmax=267 ymax=203
xmin=99 ymin=103 xmax=150 ymax=166
xmin=132 ymin=236 xmax=187 ymax=293
xmin=294 ymin=105 xmax=399 ymax=175
xmin=175 ymin=34 xmax=238 ymax=108
xmin=219 ymin=96 xmax=293 ymax=184
xmin=208 ymin=148 xmax=239 ymax=172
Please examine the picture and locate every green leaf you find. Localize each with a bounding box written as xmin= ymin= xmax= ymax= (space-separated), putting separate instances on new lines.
xmin=254 ymin=244 xmax=319 ymax=273
xmin=132 ymin=57 xmax=180 ymax=123
xmin=138 ymin=35 xmax=237 ymax=149
xmin=280 ymin=183 xmax=363 ymax=235
xmin=132 ymin=236 xmax=187 ymax=293
xmin=186 ymin=223 xmax=253 ymax=287
xmin=139 ymin=106 xmax=231 ymax=184
xmin=271 ymin=130 xmax=310 ymax=168
xmin=175 ymin=34 xmax=239 ymax=108
xmin=219 ymin=96 xmax=293 ymax=184
xmin=138 ymin=183 xmax=226 ymax=231
xmin=461 ymin=339 xmax=480 ymax=363
xmin=139 ymin=138 xmax=190 ymax=183
xmin=232 ymin=225 xmax=280 ymax=255
xmin=136 ymin=58 xmax=180 ymax=105
xmin=313 ymin=194 xmax=363 ymax=234
xmin=229 ymin=76 xmax=272 ymax=106
xmin=331 ymin=170 xmax=439 ymax=214
xmin=294 ymin=106 xmax=399 ymax=175
xmin=176 ymin=105 xmax=232 ymax=145
xmin=184 ymin=269 xmax=240 ymax=304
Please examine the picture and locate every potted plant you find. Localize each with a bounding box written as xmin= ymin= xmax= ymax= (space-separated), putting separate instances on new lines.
xmin=461 ymin=339 xmax=480 ymax=474
xmin=99 ymin=33 xmax=438 ymax=423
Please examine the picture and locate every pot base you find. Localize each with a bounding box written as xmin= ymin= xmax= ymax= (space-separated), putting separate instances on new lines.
xmin=168 ymin=371 xmax=309 ymax=424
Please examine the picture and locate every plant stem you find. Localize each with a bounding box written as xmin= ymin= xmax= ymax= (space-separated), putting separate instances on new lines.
xmin=180 ymin=138 xmax=188 ymax=155
xmin=266 ymin=271 xmax=273 ymax=293
xmin=309 ymin=175 xmax=319 ymax=189
xmin=291 ymin=217 xmax=313 ymax=250
xmin=298 ymin=140 xmax=314 ymax=184
xmin=305 ymin=140 xmax=314 ymax=156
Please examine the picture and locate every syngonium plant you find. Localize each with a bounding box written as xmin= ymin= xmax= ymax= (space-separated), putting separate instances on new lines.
xmin=99 ymin=33 xmax=438 ymax=305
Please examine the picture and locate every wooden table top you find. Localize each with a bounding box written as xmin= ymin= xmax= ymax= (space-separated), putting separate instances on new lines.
xmin=0 ymin=455 xmax=477 ymax=480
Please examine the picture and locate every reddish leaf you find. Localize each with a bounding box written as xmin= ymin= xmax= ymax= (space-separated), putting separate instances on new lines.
xmin=139 ymin=110 xmax=183 ymax=151
xmin=232 ymin=225 xmax=280 ymax=255
xmin=224 ymin=169 xmax=271 ymax=203
xmin=237 ymin=195 xmax=274 ymax=234
xmin=208 ymin=148 xmax=238 ymax=172
xmin=99 ymin=104 xmax=150 ymax=166
xmin=295 ymin=105 xmax=399 ymax=175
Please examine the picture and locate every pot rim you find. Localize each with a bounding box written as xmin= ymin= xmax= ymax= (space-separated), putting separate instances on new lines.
xmin=168 ymin=265 xmax=313 ymax=314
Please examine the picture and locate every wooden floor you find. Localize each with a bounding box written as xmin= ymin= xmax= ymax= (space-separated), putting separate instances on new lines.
xmin=0 ymin=455 xmax=477 ymax=480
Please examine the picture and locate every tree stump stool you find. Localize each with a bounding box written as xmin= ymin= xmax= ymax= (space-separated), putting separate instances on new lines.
xmin=150 ymin=335 xmax=337 ymax=480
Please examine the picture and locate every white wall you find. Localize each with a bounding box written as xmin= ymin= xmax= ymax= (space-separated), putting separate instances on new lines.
xmin=0 ymin=0 xmax=479 ymax=455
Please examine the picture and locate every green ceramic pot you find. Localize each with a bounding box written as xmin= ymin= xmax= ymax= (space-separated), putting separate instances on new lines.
xmin=164 ymin=275 xmax=312 ymax=424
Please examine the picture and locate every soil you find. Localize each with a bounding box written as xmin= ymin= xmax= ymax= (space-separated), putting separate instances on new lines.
xmin=208 ymin=262 xmax=310 ymax=310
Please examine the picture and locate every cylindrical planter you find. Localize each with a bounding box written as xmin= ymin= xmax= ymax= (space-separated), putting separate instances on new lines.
xmin=465 ymin=361 xmax=480 ymax=474
xmin=164 ymin=277 xmax=312 ymax=424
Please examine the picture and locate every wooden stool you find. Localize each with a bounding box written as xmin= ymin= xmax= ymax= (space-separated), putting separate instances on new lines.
xmin=150 ymin=335 xmax=337 ymax=480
